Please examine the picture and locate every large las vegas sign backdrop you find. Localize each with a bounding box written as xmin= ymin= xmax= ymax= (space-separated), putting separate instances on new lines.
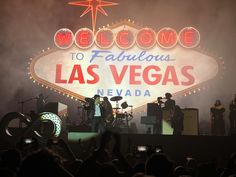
xmin=29 ymin=0 xmax=222 ymax=109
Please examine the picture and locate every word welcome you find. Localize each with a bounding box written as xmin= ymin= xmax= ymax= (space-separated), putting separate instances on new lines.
xmin=54 ymin=27 xmax=200 ymax=50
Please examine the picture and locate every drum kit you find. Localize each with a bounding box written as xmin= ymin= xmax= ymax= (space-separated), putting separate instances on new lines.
xmin=109 ymin=96 xmax=133 ymax=130
xmin=81 ymin=95 xmax=134 ymax=130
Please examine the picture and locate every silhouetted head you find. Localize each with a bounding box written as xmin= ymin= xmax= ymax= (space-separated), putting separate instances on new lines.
xmin=157 ymin=97 xmax=163 ymax=103
xmin=173 ymin=166 xmax=188 ymax=177
xmin=18 ymin=149 xmax=71 ymax=177
xmin=145 ymin=153 xmax=173 ymax=177
xmin=196 ymin=162 xmax=218 ymax=177
xmin=0 ymin=168 xmax=15 ymax=177
xmin=94 ymin=94 xmax=100 ymax=99
xmin=94 ymin=94 xmax=101 ymax=104
xmin=1 ymin=149 xmax=21 ymax=171
xmin=103 ymin=96 xmax=108 ymax=102
xmin=227 ymin=152 xmax=236 ymax=169
xmin=165 ymin=93 xmax=172 ymax=99
xmin=132 ymin=173 xmax=146 ymax=177
xmin=99 ymin=163 xmax=121 ymax=177
xmin=215 ymin=100 xmax=221 ymax=106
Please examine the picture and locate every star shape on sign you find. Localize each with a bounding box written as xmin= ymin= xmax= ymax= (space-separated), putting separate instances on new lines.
xmin=68 ymin=0 xmax=118 ymax=32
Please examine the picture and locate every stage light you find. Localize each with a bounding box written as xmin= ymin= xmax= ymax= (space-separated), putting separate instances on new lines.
xmin=36 ymin=112 xmax=62 ymax=138
xmin=0 ymin=112 xmax=31 ymax=139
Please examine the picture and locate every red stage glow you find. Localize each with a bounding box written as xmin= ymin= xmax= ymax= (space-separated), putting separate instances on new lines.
xmin=68 ymin=0 xmax=118 ymax=32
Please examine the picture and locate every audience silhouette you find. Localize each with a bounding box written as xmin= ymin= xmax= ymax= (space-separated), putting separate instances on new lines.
xmin=0 ymin=131 xmax=235 ymax=177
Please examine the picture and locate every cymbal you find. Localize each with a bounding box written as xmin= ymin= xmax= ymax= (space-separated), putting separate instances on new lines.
xmin=110 ymin=96 xmax=123 ymax=101
xmin=85 ymin=97 xmax=93 ymax=103
xmin=121 ymin=101 xmax=128 ymax=109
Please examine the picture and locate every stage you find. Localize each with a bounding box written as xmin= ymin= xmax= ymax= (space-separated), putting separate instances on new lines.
xmin=68 ymin=133 xmax=236 ymax=166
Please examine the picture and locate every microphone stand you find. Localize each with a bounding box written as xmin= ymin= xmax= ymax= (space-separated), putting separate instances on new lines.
xmin=18 ymin=97 xmax=36 ymax=128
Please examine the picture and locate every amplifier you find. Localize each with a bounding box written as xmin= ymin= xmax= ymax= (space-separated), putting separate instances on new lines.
xmin=147 ymin=103 xmax=158 ymax=116
xmin=141 ymin=108 xmax=199 ymax=135
xmin=44 ymin=102 xmax=68 ymax=117
xmin=141 ymin=116 xmax=156 ymax=124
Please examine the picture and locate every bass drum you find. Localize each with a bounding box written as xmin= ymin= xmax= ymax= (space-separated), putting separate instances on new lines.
xmin=116 ymin=113 xmax=125 ymax=119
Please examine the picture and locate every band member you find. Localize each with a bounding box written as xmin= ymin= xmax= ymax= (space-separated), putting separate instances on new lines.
xmin=36 ymin=93 xmax=47 ymax=114
xmin=229 ymin=94 xmax=236 ymax=133
xmin=164 ymin=92 xmax=176 ymax=111
xmin=154 ymin=97 xmax=163 ymax=134
xmin=163 ymin=93 xmax=176 ymax=130
xmin=86 ymin=94 xmax=105 ymax=133
xmin=210 ymin=100 xmax=225 ymax=136
xmin=102 ymin=96 xmax=113 ymax=127
xmin=171 ymin=105 xmax=184 ymax=135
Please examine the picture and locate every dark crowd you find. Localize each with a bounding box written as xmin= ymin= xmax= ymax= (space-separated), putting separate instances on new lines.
xmin=0 ymin=131 xmax=236 ymax=177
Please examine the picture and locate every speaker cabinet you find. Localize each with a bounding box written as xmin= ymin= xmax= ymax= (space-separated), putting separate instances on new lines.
xmin=147 ymin=103 xmax=158 ymax=116
xmin=162 ymin=108 xmax=199 ymax=135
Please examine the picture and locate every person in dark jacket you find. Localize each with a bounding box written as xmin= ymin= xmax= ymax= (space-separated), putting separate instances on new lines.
xmin=171 ymin=105 xmax=184 ymax=135
xmin=211 ymin=100 xmax=225 ymax=136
